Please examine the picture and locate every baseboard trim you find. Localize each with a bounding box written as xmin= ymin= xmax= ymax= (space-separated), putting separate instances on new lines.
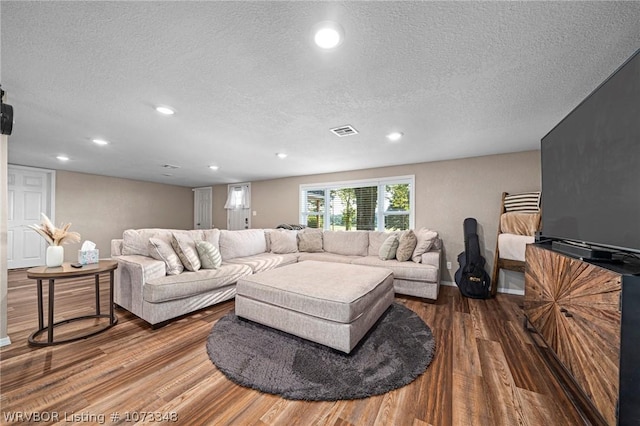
xmin=0 ymin=336 xmax=12 ymax=347
xmin=440 ymin=281 xmax=524 ymax=296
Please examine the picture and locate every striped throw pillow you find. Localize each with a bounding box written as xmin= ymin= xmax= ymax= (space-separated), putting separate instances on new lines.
xmin=171 ymin=233 xmax=201 ymax=271
xmin=148 ymin=237 xmax=184 ymax=275
xmin=196 ymin=240 xmax=222 ymax=269
xmin=503 ymin=191 xmax=541 ymax=213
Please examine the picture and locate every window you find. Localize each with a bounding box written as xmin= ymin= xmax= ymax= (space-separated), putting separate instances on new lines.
xmin=300 ymin=176 xmax=414 ymax=231
xmin=224 ymin=184 xmax=250 ymax=209
xmin=304 ymin=189 xmax=325 ymax=229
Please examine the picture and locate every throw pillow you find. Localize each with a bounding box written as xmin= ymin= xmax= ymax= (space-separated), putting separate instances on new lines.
xmin=171 ymin=233 xmax=201 ymax=272
xmin=196 ymin=240 xmax=222 ymax=269
xmin=297 ymin=228 xmax=324 ymax=252
xmin=503 ymin=191 xmax=541 ymax=213
xmin=148 ymin=237 xmax=184 ymax=275
xmin=269 ymin=230 xmax=298 ymax=254
xmin=379 ymin=234 xmax=399 ymax=260
xmin=412 ymin=228 xmax=439 ymax=263
xmin=396 ymin=230 xmax=418 ymax=262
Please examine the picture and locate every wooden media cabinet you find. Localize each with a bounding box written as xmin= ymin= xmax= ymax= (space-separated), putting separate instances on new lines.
xmin=524 ymin=243 xmax=640 ymax=425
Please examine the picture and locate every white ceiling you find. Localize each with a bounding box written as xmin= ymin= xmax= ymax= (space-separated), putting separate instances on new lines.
xmin=2 ymin=1 xmax=639 ymax=188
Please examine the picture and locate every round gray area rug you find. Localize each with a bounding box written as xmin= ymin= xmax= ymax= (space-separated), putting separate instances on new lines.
xmin=206 ymin=303 xmax=435 ymax=401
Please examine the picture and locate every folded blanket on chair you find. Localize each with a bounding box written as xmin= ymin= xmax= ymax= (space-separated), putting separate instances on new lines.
xmin=500 ymin=212 xmax=541 ymax=236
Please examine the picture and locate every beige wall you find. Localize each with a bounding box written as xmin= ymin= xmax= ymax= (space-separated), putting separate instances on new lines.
xmin=56 ymin=171 xmax=194 ymax=261
xmin=213 ymin=150 xmax=541 ymax=288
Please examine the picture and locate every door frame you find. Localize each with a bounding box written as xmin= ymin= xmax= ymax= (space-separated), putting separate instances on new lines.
xmin=192 ymin=186 xmax=213 ymax=229
xmin=7 ymin=164 xmax=56 ymax=268
xmin=226 ymin=182 xmax=251 ymax=230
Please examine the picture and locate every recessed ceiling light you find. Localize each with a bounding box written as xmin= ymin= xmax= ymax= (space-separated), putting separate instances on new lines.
xmin=313 ymin=21 xmax=344 ymax=49
xmin=386 ymin=132 xmax=404 ymax=142
xmin=56 ymin=155 xmax=69 ymax=161
xmin=208 ymin=165 xmax=219 ymax=170
xmin=276 ymin=153 xmax=287 ymax=159
xmin=155 ymin=106 xmax=175 ymax=115
xmin=92 ymin=138 xmax=109 ymax=145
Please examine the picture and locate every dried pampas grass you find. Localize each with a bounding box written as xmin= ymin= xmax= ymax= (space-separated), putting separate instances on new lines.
xmin=29 ymin=213 xmax=81 ymax=246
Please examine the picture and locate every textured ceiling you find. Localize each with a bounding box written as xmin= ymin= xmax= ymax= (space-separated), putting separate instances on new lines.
xmin=2 ymin=1 xmax=639 ymax=187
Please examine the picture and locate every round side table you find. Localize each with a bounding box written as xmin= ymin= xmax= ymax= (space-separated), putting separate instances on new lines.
xmin=26 ymin=260 xmax=118 ymax=346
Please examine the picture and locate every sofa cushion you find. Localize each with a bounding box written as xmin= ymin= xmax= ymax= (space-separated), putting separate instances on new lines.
xmin=412 ymin=228 xmax=439 ymax=263
xmin=148 ymin=237 xmax=184 ymax=275
xmin=367 ymin=231 xmax=401 ymax=256
xmin=352 ymin=256 xmax=439 ymax=282
xmin=297 ymin=228 xmax=324 ymax=252
xmin=196 ymin=240 xmax=222 ymax=269
xmin=225 ymin=252 xmax=298 ymax=273
xmin=171 ymin=233 xmax=201 ymax=271
xmin=122 ymin=229 xmax=150 ymax=256
xmin=396 ymin=230 xmax=418 ymax=262
xmin=219 ymin=229 xmax=267 ymax=260
xmin=269 ymin=230 xmax=298 ymax=254
xmin=323 ymin=231 xmax=369 ymax=256
xmin=144 ymin=264 xmax=252 ymax=303
xmin=379 ymin=235 xmax=399 ymax=260
xmin=297 ymin=252 xmax=360 ymax=264
xmin=184 ymin=229 xmax=206 ymax=241
xmin=202 ymin=229 xmax=221 ymax=250
xmin=122 ymin=228 xmax=205 ymax=257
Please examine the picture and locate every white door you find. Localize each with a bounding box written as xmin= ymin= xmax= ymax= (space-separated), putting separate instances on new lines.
xmin=226 ymin=183 xmax=251 ymax=230
xmin=193 ymin=187 xmax=212 ymax=229
xmin=7 ymin=166 xmax=55 ymax=269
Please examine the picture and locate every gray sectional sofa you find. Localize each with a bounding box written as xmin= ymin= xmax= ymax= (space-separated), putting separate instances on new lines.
xmin=111 ymin=227 xmax=442 ymax=326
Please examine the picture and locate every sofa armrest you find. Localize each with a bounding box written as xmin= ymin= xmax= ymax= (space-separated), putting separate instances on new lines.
xmin=118 ymin=255 xmax=166 ymax=281
xmin=420 ymin=249 xmax=441 ymax=268
xmin=111 ymin=239 xmax=124 ymax=257
xmin=114 ymin=255 xmax=166 ymax=314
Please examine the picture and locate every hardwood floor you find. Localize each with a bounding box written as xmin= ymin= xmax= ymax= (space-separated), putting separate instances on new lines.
xmin=1 ymin=268 xmax=584 ymax=425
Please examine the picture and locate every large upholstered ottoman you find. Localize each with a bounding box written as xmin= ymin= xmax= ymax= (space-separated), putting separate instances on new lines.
xmin=235 ymin=260 xmax=394 ymax=353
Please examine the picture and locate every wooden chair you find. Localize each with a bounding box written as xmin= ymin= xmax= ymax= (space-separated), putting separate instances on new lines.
xmin=491 ymin=191 xmax=541 ymax=296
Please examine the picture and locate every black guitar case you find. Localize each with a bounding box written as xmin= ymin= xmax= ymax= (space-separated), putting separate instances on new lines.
xmin=454 ymin=218 xmax=491 ymax=299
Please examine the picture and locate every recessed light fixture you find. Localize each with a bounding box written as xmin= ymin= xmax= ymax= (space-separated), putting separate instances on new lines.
xmin=313 ymin=21 xmax=344 ymax=49
xmin=92 ymin=138 xmax=109 ymax=145
xmin=155 ymin=106 xmax=175 ymax=115
xmin=276 ymin=153 xmax=287 ymax=159
xmin=208 ymin=165 xmax=219 ymax=171
xmin=386 ymin=132 xmax=404 ymax=142
xmin=56 ymin=155 xmax=69 ymax=161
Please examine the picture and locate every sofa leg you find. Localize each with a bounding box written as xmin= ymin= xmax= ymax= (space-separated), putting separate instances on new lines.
xmin=151 ymin=320 xmax=171 ymax=330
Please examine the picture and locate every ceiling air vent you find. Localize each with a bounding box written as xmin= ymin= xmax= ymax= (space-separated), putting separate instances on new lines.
xmin=330 ymin=125 xmax=359 ymax=137
xmin=162 ymin=164 xmax=180 ymax=169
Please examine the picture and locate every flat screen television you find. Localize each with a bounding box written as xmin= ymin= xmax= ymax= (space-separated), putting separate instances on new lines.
xmin=541 ymin=48 xmax=640 ymax=256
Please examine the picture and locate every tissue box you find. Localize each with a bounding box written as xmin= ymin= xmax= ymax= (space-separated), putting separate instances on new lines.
xmin=78 ymin=249 xmax=99 ymax=265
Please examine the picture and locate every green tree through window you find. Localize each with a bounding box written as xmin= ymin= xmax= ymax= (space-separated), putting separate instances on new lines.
xmin=300 ymin=177 xmax=414 ymax=231
xmin=385 ymin=184 xmax=410 ymax=230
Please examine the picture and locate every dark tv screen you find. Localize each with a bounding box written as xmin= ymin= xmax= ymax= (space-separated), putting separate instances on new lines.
xmin=541 ymin=49 xmax=640 ymax=254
